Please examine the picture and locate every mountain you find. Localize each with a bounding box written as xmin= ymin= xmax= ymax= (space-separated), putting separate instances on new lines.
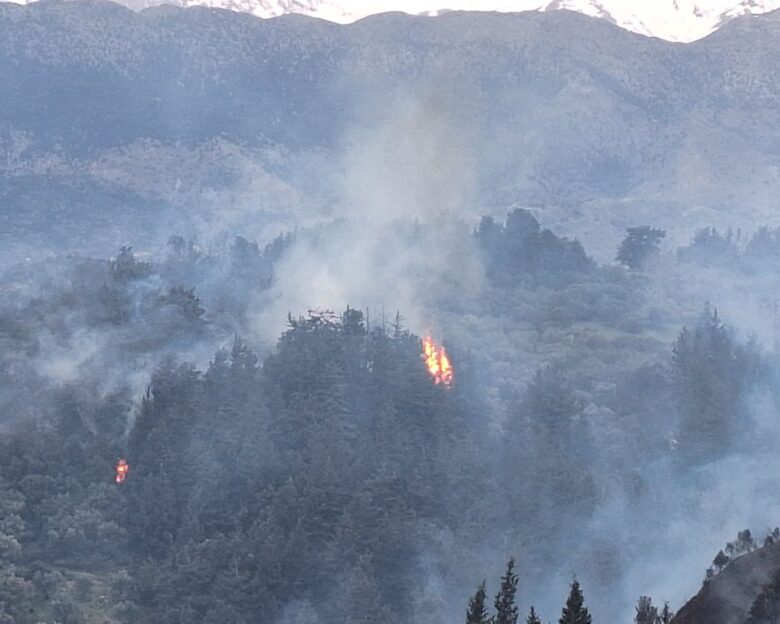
xmin=540 ymin=0 xmax=780 ymax=41
xmin=3 ymin=1 xmax=780 ymax=259
xmin=5 ymin=0 xmax=780 ymax=41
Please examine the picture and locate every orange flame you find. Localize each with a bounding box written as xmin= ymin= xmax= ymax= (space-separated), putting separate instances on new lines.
xmin=115 ymin=458 xmax=129 ymax=484
xmin=422 ymin=337 xmax=453 ymax=386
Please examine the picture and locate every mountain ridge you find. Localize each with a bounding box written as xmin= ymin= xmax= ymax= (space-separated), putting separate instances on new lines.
xmin=5 ymin=0 xmax=780 ymax=41
xmin=3 ymin=0 xmax=780 ymax=259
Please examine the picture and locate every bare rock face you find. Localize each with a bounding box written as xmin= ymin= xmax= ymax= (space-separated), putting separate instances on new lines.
xmin=673 ymin=542 xmax=780 ymax=624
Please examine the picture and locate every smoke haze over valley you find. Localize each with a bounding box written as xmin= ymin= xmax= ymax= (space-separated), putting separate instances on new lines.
xmin=3 ymin=2 xmax=780 ymax=623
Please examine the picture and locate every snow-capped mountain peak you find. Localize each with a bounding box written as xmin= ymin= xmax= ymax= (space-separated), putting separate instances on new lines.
xmin=9 ymin=0 xmax=780 ymax=41
xmin=537 ymin=0 xmax=780 ymax=41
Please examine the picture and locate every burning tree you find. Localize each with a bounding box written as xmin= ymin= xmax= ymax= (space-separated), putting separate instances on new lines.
xmin=422 ymin=337 xmax=454 ymax=386
xmin=115 ymin=459 xmax=129 ymax=484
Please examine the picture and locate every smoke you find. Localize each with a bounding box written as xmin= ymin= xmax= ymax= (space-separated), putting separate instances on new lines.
xmin=5 ymin=60 xmax=780 ymax=624
xmin=276 ymin=601 xmax=322 ymax=624
xmin=340 ymin=94 xmax=477 ymax=224
xmin=7 ymin=127 xmax=780 ymax=623
xmin=36 ymin=328 xmax=107 ymax=385
xmin=0 ymin=251 xmax=238 ymax=437
xmin=249 ymin=91 xmax=483 ymax=345
xmin=6 ymin=6 xmax=780 ymax=622
xmin=229 ymin=90 xmax=780 ymax=621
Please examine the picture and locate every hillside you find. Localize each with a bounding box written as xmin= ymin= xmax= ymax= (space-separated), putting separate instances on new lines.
xmin=674 ymin=543 xmax=780 ymax=624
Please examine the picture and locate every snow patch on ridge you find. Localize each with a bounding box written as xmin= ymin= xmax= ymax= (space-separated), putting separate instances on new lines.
xmin=7 ymin=0 xmax=780 ymax=41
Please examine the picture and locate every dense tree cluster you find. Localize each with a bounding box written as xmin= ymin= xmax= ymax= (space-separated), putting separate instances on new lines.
xmin=672 ymin=307 xmax=763 ymax=462
xmin=0 ymin=214 xmax=775 ymax=622
xmin=0 ymin=309 xmax=487 ymax=623
xmin=706 ymin=529 xmax=768 ymax=580
xmin=616 ymin=227 xmax=666 ymax=270
xmin=475 ymin=209 xmax=594 ymax=287
xmin=634 ymin=596 xmax=673 ymax=624
xmin=677 ymin=225 xmax=780 ymax=273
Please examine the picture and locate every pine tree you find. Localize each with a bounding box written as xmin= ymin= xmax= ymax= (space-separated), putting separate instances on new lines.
xmin=559 ymin=579 xmax=591 ymax=624
xmin=527 ymin=606 xmax=542 ymax=624
xmin=466 ymin=582 xmax=490 ymax=624
xmin=659 ymin=602 xmax=674 ymax=624
xmin=494 ymin=558 xmax=519 ymax=624
xmin=712 ymin=549 xmax=730 ymax=572
xmin=616 ymin=226 xmax=666 ymax=269
xmin=635 ymin=596 xmax=658 ymax=624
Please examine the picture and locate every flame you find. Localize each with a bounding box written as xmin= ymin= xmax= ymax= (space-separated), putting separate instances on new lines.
xmin=115 ymin=458 xmax=129 ymax=484
xmin=422 ymin=337 xmax=453 ymax=386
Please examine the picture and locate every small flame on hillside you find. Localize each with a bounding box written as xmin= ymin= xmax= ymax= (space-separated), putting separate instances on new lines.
xmin=115 ymin=458 xmax=129 ymax=484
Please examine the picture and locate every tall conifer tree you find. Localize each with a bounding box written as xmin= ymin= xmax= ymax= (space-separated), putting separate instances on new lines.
xmin=466 ymin=582 xmax=490 ymax=624
xmin=495 ymin=558 xmax=519 ymax=624
xmin=635 ymin=596 xmax=658 ymax=624
xmin=559 ymin=579 xmax=591 ymax=624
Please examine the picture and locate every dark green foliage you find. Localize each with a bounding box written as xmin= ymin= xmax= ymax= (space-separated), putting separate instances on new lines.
xmin=466 ymin=582 xmax=490 ymax=624
xmin=157 ymin=286 xmax=206 ymax=322
xmin=227 ymin=234 xmax=290 ymax=289
xmin=475 ymin=209 xmax=594 ymax=286
xmin=672 ymin=305 xmax=763 ymax=461
xmin=708 ymin=530 xmax=758 ymax=580
xmin=119 ymin=310 xmax=479 ymax=623
xmin=713 ymin=550 xmax=730 ymax=571
xmin=0 ymin=217 xmax=774 ymax=624
xmin=522 ymin=365 xmax=581 ymax=446
xmin=677 ymin=225 xmax=780 ymax=274
xmin=494 ymin=558 xmax=519 ymax=624
xmin=0 ymin=479 xmax=35 ymax=623
xmin=659 ymin=603 xmax=673 ymax=624
xmin=616 ymin=226 xmax=666 ymax=269
xmin=473 ymin=210 xmax=646 ymax=334
xmin=727 ymin=530 xmax=756 ymax=558
xmin=110 ymin=246 xmax=153 ymax=283
xmin=0 ymin=268 xmax=492 ymax=624
xmin=677 ymin=227 xmax=741 ymax=267
xmin=505 ymin=365 xmax=598 ymax=531
xmin=527 ymin=606 xmax=542 ymax=624
xmin=559 ymin=580 xmax=591 ymax=624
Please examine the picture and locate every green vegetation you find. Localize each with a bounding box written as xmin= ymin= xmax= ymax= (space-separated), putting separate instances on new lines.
xmin=0 ymin=211 xmax=775 ymax=622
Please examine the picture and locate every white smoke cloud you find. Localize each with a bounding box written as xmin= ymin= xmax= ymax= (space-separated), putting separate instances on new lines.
xmin=249 ymin=91 xmax=483 ymax=344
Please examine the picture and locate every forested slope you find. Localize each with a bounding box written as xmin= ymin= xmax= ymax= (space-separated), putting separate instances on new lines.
xmin=2 ymin=211 xmax=780 ymax=622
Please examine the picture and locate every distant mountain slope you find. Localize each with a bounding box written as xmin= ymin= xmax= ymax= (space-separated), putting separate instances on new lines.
xmin=3 ymin=1 xmax=780 ymax=256
xmin=5 ymin=0 xmax=780 ymax=41
xmin=7 ymin=2 xmax=778 ymax=152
